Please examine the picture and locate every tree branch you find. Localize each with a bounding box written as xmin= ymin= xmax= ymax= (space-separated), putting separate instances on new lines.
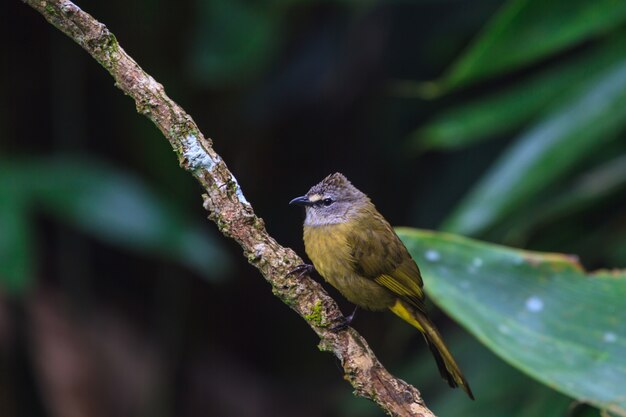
xmin=21 ymin=1 xmax=436 ymax=415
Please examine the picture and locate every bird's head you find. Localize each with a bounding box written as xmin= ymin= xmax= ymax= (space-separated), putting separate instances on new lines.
xmin=290 ymin=173 xmax=370 ymax=226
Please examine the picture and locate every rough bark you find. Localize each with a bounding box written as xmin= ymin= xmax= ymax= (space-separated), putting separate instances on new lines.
xmin=21 ymin=1 xmax=436 ymax=415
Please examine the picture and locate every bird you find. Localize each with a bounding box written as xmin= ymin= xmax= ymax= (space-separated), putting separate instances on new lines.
xmin=289 ymin=172 xmax=473 ymax=399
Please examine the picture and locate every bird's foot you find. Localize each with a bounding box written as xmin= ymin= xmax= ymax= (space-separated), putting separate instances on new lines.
xmin=287 ymin=263 xmax=314 ymax=278
xmin=330 ymin=306 xmax=358 ymax=331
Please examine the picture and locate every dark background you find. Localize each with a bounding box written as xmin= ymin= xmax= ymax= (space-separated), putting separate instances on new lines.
xmin=2 ymin=0 xmax=625 ymax=416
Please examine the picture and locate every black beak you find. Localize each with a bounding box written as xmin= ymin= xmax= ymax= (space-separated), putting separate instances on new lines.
xmin=289 ymin=195 xmax=311 ymax=206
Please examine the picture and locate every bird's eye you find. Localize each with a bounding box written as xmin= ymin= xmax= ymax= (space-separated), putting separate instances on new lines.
xmin=322 ymin=198 xmax=333 ymax=206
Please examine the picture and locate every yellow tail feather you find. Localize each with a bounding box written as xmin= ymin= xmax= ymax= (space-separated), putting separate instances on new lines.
xmin=389 ymin=300 xmax=474 ymax=400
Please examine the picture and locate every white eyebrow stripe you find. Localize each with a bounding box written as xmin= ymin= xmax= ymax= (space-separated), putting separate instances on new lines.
xmin=308 ymin=194 xmax=322 ymax=202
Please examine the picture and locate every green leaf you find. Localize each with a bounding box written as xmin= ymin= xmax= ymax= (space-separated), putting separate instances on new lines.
xmin=397 ymin=228 xmax=626 ymax=414
xmin=411 ymin=32 xmax=626 ymax=151
xmin=442 ymin=58 xmax=626 ymax=236
xmin=504 ymin=154 xmax=626 ymax=243
xmin=441 ymin=0 xmax=626 ymax=90
xmin=0 ymin=157 xmax=231 ymax=282
xmin=0 ymin=195 xmax=34 ymax=295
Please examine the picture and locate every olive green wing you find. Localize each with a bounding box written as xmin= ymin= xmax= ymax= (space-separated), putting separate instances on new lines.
xmin=375 ymin=259 xmax=425 ymax=310
xmin=346 ymin=212 xmax=426 ymax=311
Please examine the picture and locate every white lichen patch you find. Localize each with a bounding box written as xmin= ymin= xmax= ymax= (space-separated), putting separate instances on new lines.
xmin=525 ymin=296 xmax=544 ymax=313
xmin=182 ymin=135 xmax=250 ymax=206
xmin=424 ymin=249 xmax=440 ymax=262
xmin=146 ymin=75 xmax=162 ymax=92
xmin=229 ymin=173 xmax=250 ymax=205
xmin=182 ymin=134 xmax=218 ymax=171
xmin=253 ymin=243 xmax=265 ymax=259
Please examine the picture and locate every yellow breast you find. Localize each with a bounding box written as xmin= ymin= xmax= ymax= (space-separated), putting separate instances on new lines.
xmin=303 ymin=223 xmax=354 ymax=284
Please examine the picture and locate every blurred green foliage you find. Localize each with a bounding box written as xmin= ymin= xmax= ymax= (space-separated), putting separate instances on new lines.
xmin=188 ymin=0 xmax=279 ymax=86
xmin=442 ymin=59 xmax=626 ymax=235
xmin=440 ymin=0 xmax=626 ymax=91
xmin=0 ymin=156 xmax=231 ymax=294
xmin=409 ymin=0 xmax=626 ymax=248
xmin=412 ymin=31 xmax=626 ymax=151
xmin=187 ymin=0 xmax=376 ymax=87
